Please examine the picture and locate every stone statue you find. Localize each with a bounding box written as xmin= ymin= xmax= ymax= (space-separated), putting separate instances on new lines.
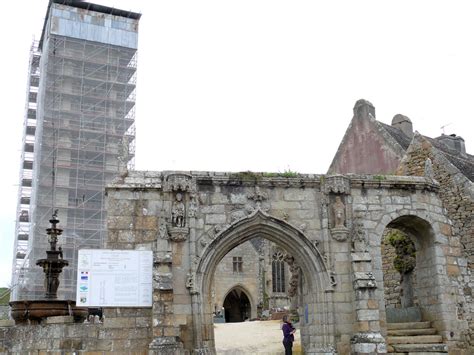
xmin=332 ymin=196 xmax=345 ymax=228
xmin=159 ymin=222 xmax=168 ymax=239
xmin=172 ymin=193 xmax=186 ymax=227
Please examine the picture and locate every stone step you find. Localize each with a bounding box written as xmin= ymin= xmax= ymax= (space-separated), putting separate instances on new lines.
xmin=388 ymin=335 xmax=443 ymax=344
xmin=388 ymin=328 xmax=437 ymax=336
xmin=387 ymin=321 xmax=431 ymax=330
xmin=388 ymin=352 xmax=448 ymax=355
xmin=390 ymin=343 xmax=448 ymax=353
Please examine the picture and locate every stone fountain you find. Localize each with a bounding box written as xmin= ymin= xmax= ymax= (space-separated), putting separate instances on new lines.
xmin=9 ymin=211 xmax=88 ymax=324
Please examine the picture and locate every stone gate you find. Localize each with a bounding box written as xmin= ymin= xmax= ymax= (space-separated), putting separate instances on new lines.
xmin=102 ymin=170 xmax=466 ymax=354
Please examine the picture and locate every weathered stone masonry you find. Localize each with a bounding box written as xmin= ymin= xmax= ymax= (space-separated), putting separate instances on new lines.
xmin=1 ymin=170 xmax=470 ymax=354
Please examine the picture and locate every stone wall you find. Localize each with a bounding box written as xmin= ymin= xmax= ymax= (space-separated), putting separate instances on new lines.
xmin=398 ymin=134 xmax=474 ymax=345
xmin=213 ymin=241 xmax=260 ymax=318
xmin=381 ymin=236 xmax=401 ymax=308
xmin=0 ymin=308 xmax=152 ymax=354
xmin=2 ymin=170 xmax=470 ymax=354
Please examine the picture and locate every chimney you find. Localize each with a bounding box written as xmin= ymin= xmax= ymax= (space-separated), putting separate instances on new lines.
xmin=436 ymin=134 xmax=466 ymax=155
xmin=353 ymin=99 xmax=376 ymax=120
xmin=391 ymin=114 xmax=413 ymax=139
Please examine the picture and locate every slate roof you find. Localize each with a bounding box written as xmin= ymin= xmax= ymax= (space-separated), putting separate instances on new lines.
xmin=379 ymin=122 xmax=412 ymax=150
xmin=427 ymin=137 xmax=474 ymax=182
xmin=378 ymin=122 xmax=474 ymax=182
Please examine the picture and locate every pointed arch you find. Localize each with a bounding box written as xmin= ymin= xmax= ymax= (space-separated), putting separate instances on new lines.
xmin=193 ymin=209 xmax=335 ymax=353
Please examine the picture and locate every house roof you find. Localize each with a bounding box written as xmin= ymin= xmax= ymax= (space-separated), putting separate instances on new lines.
xmin=378 ymin=121 xmax=474 ymax=182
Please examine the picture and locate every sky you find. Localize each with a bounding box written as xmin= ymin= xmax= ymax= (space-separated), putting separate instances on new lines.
xmin=1 ymin=0 xmax=474 ymax=288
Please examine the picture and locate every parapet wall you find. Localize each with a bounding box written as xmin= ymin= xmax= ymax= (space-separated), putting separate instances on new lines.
xmin=0 ymin=308 xmax=152 ymax=354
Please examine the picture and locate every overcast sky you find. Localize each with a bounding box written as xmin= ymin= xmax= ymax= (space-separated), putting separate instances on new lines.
xmin=1 ymin=0 xmax=473 ymax=288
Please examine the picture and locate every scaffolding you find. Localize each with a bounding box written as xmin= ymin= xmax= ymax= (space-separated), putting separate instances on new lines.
xmin=11 ymin=1 xmax=140 ymax=301
xmin=10 ymin=41 xmax=41 ymax=300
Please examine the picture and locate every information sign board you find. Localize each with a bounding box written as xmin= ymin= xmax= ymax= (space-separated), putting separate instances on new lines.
xmin=76 ymin=249 xmax=153 ymax=307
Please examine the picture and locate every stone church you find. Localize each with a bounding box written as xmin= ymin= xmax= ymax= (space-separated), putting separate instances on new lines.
xmin=2 ymin=100 xmax=473 ymax=355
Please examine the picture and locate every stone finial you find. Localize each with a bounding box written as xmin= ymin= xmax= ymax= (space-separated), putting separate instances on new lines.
xmin=424 ymin=158 xmax=434 ymax=179
xmin=392 ymin=114 xmax=413 ymax=138
xmin=353 ymin=99 xmax=376 ymax=120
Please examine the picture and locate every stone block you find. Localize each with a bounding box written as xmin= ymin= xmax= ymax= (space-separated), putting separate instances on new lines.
xmin=0 ymin=320 xmax=14 ymax=327
xmin=135 ymin=216 xmax=158 ymax=230
xmin=447 ymin=264 xmax=460 ymax=276
xmin=356 ymin=309 xmax=379 ymax=321
xmin=103 ymin=316 xmax=135 ymax=328
xmin=283 ymin=189 xmax=311 ymax=201
xmin=163 ymin=327 xmax=180 ymax=337
xmin=201 ymin=205 xmax=225 ymax=213
xmin=205 ymin=214 xmax=226 ymax=224
xmin=352 ymin=342 xmax=376 ymax=353
xmin=107 ymin=215 xmax=134 ymax=230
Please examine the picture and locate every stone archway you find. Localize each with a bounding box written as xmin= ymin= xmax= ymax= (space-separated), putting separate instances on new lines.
xmin=375 ymin=213 xmax=456 ymax=339
xmin=193 ymin=209 xmax=334 ymax=354
xmin=222 ymin=285 xmax=252 ymax=322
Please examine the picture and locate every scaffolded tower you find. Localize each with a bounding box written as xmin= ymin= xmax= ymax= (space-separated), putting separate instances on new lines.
xmin=11 ymin=0 xmax=141 ymax=300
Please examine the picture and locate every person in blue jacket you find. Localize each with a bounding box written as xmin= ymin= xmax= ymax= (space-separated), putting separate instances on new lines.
xmin=281 ymin=315 xmax=296 ymax=355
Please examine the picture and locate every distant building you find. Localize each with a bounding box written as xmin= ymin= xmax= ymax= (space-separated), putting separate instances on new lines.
xmin=11 ymin=0 xmax=141 ymax=300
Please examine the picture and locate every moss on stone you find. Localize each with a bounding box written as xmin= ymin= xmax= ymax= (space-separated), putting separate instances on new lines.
xmin=387 ymin=230 xmax=416 ymax=274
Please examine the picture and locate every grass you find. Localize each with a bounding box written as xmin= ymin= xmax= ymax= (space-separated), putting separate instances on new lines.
xmin=0 ymin=288 xmax=10 ymax=305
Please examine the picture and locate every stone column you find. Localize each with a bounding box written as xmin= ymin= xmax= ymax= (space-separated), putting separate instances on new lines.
xmin=149 ymin=254 xmax=184 ymax=355
xmin=351 ymin=251 xmax=386 ymax=354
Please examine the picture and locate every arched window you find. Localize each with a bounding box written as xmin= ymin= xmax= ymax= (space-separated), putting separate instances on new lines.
xmin=272 ymin=251 xmax=285 ymax=293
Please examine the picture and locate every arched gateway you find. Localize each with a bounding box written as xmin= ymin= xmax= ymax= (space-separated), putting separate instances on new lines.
xmin=194 ymin=210 xmax=334 ymax=353
xmin=100 ymin=171 xmax=469 ymax=355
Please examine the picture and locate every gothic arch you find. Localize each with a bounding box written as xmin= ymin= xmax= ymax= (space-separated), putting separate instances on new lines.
xmin=221 ymin=284 xmax=254 ymax=322
xmin=221 ymin=284 xmax=255 ymax=313
xmin=193 ymin=209 xmax=335 ymax=353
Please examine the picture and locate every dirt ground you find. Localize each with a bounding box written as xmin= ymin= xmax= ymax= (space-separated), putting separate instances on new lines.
xmin=214 ymin=320 xmax=301 ymax=354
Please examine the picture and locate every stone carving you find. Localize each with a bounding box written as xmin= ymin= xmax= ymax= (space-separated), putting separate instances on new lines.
xmin=153 ymin=271 xmax=173 ymax=291
xmin=154 ymin=253 xmax=172 ymax=265
xmin=188 ymin=194 xmax=198 ymax=218
xmin=186 ymin=273 xmax=198 ymax=294
xmin=330 ymin=195 xmax=349 ymax=241
xmin=353 ymin=272 xmax=377 ymax=289
xmin=172 ymin=193 xmax=186 ymax=228
xmin=230 ymin=209 xmax=247 ymax=223
xmin=158 ymin=222 xmax=169 ymax=240
xmin=330 ymin=271 xmax=337 ymax=287
xmin=323 ymin=175 xmax=351 ymax=194
xmin=332 ymin=196 xmax=346 ymax=228
xmin=247 ymin=186 xmax=268 ymax=208
xmin=352 ymin=219 xmax=368 ymax=252
xmin=199 ymin=236 xmax=208 ymax=248
xmin=163 ymin=173 xmax=196 ymax=192
xmin=284 ymin=255 xmax=300 ymax=297
xmin=169 ymin=227 xmax=189 ymax=242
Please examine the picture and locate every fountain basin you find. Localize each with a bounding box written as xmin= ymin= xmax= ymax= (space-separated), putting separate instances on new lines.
xmin=9 ymin=300 xmax=88 ymax=324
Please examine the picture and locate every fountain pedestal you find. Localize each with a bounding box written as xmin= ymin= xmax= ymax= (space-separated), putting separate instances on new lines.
xmin=10 ymin=212 xmax=88 ymax=324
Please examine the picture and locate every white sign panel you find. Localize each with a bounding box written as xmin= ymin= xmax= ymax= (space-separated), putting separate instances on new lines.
xmin=76 ymin=249 xmax=153 ymax=307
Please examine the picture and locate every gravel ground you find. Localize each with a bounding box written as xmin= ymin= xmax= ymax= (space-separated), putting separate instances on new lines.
xmin=214 ymin=320 xmax=301 ymax=355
